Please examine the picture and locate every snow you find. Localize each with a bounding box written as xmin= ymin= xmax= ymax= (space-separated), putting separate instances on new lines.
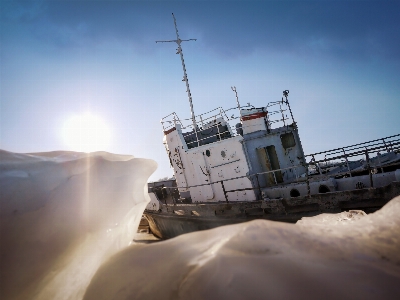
xmin=1 ymin=149 xmax=399 ymax=300
xmin=84 ymin=198 xmax=400 ymax=300
xmin=0 ymin=150 xmax=157 ymax=300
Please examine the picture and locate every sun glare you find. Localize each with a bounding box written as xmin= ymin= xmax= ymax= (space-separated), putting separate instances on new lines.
xmin=63 ymin=113 xmax=111 ymax=153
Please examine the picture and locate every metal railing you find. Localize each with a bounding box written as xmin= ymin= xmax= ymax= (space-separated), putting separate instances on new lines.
xmin=305 ymin=134 xmax=400 ymax=177
xmin=158 ymin=133 xmax=399 ymax=204
xmin=160 ymin=95 xmax=297 ymax=150
xmin=265 ymin=100 xmax=292 ymax=129
xmin=161 ymin=106 xmax=240 ymax=132
xmin=183 ymin=125 xmax=232 ymax=148
xmin=161 ymin=164 xmax=307 ymax=203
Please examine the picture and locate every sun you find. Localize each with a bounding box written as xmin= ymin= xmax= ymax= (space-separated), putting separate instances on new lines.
xmin=63 ymin=113 xmax=111 ymax=153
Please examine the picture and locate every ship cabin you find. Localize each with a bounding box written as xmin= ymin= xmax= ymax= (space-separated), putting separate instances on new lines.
xmin=161 ymin=91 xmax=307 ymax=203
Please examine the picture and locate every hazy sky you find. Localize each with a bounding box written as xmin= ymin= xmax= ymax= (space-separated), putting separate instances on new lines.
xmin=1 ymin=0 xmax=399 ymax=181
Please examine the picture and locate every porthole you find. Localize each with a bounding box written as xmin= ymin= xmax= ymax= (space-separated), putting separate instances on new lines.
xmin=319 ymin=185 xmax=330 ymax=193
xmin=290 ymin=189 xmax=300 ymax=198
xmin=206 ymin=150 xmax=211 ymax=157
xmin=221 ymin=150 xmax=226 ymax=158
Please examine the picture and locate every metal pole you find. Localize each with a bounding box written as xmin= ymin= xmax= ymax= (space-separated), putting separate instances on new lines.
xmin=305 ymin=164 xmax=311 ymax=198
xmin=216 ymin=117 xmax=221 ymax=141
xmin=255 ymin=174 xmax=262 ymax=200
xmin=342 ymin=148 xmax=352 ymax=177
xmin=231 ymin=86 xmax=243 ymax=119
xmin=156 ymin=13 xmax=198 ymax=145
xmin=365 ymin=150 xmax=373 ymax=188
xmin=382 ymin=138 xmax=389 ymax=152
xmin=171 ymin=14 xmax=197 ymax=133
xmin=279 ymin=102 xmax=286 ymax=126
xmin=377 ymin=152 xmax=384 ymax=173
xmin=220 ymin=181 xmax=229 ymax=203
xmin=312 ymin=155 xmax=322 ymax=175
xmin=283 ymin=90 xmax=296 ymax=127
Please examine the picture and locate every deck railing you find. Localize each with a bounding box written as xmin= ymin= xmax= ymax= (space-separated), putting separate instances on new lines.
xmin=305 ymin=134 xmax=400 ymax=177
xmin=161 ymin=164 xmax=307 ymax=203
xmin=160 ymin=92 xmax=297 ymax=147
xmin=158 ymin=133 xmax=399 ymax=203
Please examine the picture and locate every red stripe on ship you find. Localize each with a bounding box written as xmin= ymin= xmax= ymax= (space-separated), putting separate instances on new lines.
xmin=164 ymin=127 xmax=176 ymax=135
xmin=241 ymin=112 xmax=267 ymax=121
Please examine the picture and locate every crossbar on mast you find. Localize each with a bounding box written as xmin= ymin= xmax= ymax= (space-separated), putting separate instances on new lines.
xmin=156 ymin=13 xmax=198 ymax=134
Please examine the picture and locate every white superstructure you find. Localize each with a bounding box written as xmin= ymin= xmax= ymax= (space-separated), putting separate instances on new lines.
xmin=161 ymin=94 xmax=306 ymax=203
xmin=164 ymin=121 xmax=254 ymax=202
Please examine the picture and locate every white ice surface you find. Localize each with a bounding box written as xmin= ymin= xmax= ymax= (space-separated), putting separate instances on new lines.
xmin=1 ymin=149 xmax=399 ymax=300
xmin=0 ymin=150 xmax=157 ymax=300
xmin=84 ymin=198 xmax=400 ymax=300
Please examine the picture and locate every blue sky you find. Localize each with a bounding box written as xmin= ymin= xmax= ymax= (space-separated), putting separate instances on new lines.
xmin=1 ymin=0 xmax=399 ymax=181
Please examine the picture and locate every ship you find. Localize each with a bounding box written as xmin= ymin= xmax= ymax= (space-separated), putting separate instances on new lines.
xmin=144 ymin=14 xmax=400 ymax=239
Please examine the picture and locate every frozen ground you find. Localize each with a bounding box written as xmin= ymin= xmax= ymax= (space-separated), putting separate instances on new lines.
xmin=1 ymin=150 xmax=399 ymax=300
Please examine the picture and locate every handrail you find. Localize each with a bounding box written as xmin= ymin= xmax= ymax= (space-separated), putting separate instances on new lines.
xmin=162 ymin=164 xmax=304 ymax=191
xmin=166 ymin=162 xmax=307 ymax=202
xmin=161 ymin=96 xmax=296 ymax=135
xmin=161 ymin=112 xmax=185 ymax=131
xmin=307 ymin=140 xmax=400 ymax=164
xmin=160 ymin=136 xmax=399 ymax=203
xmin=304 ymin=134 xmax=399 ymax=178
xmin=305 ymin=134 xmax=400 ymax=158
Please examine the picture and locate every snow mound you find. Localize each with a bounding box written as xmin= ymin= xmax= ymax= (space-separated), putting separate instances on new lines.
xmin=84 ymin=197 xmax=400 ymax=300
xmin=2 ymin=149 xmax=399 ymax=300
xmin=0 ymin=150 xmax=156 ymax=300
xmin=297 ymin=209 xmax=368 ymax=227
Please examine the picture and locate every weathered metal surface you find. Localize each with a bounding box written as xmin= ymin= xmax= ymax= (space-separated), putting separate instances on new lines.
xmin=144 ymin=181 xmax=400 ymax=239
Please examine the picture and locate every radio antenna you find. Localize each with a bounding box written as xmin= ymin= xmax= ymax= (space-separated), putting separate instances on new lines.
xmin=231 ymin=86 xmax=242 ymax=119
xmin=156 ymin=13 xmax=197 ymax=131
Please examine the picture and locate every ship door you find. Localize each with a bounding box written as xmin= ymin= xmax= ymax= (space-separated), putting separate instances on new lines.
xmin=256 ymin=145 xmax=283 ymax=186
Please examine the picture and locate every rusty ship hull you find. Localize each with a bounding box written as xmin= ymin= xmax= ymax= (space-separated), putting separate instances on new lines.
xmin=145 ymin=181 xmax=400 ymax=239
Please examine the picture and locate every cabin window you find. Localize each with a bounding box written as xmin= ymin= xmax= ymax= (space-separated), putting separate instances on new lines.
xmin=206 ymin=150 xmax=211 ymax=157
xmin=221 ymin=150 xmax=226 ymax=158
xmin=281 ymin=132 xmax=296 ymax=149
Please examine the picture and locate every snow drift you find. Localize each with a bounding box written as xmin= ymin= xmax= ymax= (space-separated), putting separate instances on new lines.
xmin=0 ymin=150 xmax=157 ymax=300
xmin=1 ymin=149 xmax=399 ymax=300
xmin=84 ymin=198 xmax=400 ymax=300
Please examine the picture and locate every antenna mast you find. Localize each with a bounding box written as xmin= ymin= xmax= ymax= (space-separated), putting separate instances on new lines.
xmin=156 ymin=13 xmax=197 ymax=130
xmin=231 ymin=86 xmax=242 ymax=119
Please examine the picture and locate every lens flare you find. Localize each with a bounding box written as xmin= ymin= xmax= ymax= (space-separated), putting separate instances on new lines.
xmin=63 ymin=113 xmax=111 ymax=152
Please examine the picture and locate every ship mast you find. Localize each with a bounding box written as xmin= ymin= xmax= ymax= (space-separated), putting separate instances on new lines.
xmin=156 ymin=13 xmax=197 ymax=131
